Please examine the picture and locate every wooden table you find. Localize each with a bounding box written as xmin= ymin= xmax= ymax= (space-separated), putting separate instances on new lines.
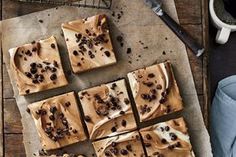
xmin=0 ymin=0 xmax=209 ymax=156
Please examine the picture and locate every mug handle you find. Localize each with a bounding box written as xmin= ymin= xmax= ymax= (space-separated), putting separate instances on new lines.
xmin=216 ymin=27 xmax=231 ymax=44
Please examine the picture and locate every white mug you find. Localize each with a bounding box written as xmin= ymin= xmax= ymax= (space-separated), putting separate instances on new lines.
xmin=209 ymin=0 xmax=236 ymax=44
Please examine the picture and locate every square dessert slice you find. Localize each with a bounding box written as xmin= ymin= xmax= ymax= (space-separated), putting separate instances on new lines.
xmin=78 ymin=79 xmax=137 ymax=140
xmin=61 ymin=14 xmax=116 ymax=73
xmin=93 ymin=131 xmax=145 ymax=157
xmin=9 ymin=36 xmax=68 ymax=95
xmin=127 ymin=61 xmax=183 ymax=122
xmin=27 ymin=92 xmax=87 ymax=150
xmin=140 ymin=117 xmax=195 ymax=157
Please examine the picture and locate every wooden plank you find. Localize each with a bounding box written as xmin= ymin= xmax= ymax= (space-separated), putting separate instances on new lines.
xmin=202 ymin=0 xmax=210 ymax=128
xmin=0 ymin=16 xmax=4 ymax=157
xmin=175 ymin=0 xmax=202 ymax=24
xmin=4 ymin=134 xmax=26 ymax=157
xmin=2 ymin=0 xmax=202 ymax=25
xmin=3 ymin=64 xmax=14 ymax=99
xmin=2 ymin=0 xmax=58 ymax=20
xmin=4 ymin=98 xmax=23 ymax=134
xmin=183 ymin=24 xmax=203 ymax=95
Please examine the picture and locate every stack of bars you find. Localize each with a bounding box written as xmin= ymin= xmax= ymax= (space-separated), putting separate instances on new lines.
xmin=9 ymin=14 xmax=195 ymax=157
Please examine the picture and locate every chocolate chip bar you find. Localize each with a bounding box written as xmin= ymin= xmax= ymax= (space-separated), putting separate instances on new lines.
xmin=9 ymin=36 xmax=68 ymax=95
xmin=27 ymin=92 xmax=87 ymax=150
xmin=93 ymin=131 xmax=145 ymax=157
xmin=127 ymin=61 xmax=183 ymax=122
xmin=61 ymin=14 xmax=116 ymax=73
xmin=140 ymin=117 xmax=195 ymax=157
xmin=78 ymin=79 xmax=137 ymax=140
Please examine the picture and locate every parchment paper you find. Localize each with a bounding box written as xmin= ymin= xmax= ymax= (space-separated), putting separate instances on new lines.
xmin=2 ymin=0 xmax=213 ymax=156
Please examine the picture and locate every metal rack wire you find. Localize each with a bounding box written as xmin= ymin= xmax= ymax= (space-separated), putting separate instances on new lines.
xmin=18 ymin=0 xmax=112 ymax=9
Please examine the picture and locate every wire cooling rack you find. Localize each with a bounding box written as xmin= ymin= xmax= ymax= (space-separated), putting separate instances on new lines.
xmin=18 ymin=0 xmax=112 ymax=9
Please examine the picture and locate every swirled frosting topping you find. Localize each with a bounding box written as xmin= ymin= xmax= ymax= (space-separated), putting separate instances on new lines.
xmin=127 ymin=61 xmax=183 ymax=122
xmin=93 ymin=131 xmax=145 ymax=157
xmin=9 ymin=36 xmax=68 ymax=95
xmin=28 ymin=92 xmax=87 ymax=150
xmin=140 ymin=117 xmax=195 ymax=157
xmin=62 ymin=14 xmax=116 ymax=73
xmin=78 ymin=79 xmax=137 ymax=140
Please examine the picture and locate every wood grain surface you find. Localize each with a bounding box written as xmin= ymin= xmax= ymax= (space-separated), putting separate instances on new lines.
xmin=0 ymin=0 xmax=209 ymax=156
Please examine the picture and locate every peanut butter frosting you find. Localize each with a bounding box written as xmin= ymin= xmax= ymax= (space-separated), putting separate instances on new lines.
xmin=9 ymin=36 xmax=68 ymax=95
xmin=127 ymin=61 xmax=183 ymax=122
xmin=61 ymin=14 xmax=116 ymax=73
xmin=78 ymin=79 xmax=137 ymax=140
xmin=140 ymin=117 xmax=195 ymax=157
xmin=27 ymin=92 xmax=87 ymax=150
xmin=93 ymin=131 xmax=145 ymax=157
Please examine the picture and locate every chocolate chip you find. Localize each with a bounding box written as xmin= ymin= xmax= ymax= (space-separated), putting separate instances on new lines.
xmin=59 ymin=113 xmax=64 ymax=119
xmin=25 ymin=89 xmax=30 ymax=94
xmin=26 ymin=108 xmax=30 ymax=113
xmin=51 ymin=43 xmax=56 ymax=49
xmin=77 ymin=62 xmax=82 ymax=66
xmin=120 ymin=149 xmax=128 ymax=155
xmin=168 ymin=145 xmax=175 ymax=150
xmin=50 ymin=106 xmax=57 ymax=113
xmin=53 ymin=61 xmax=59 ymax=68
xmin=119 ymin=111 xmax=125 ymax=115
xmin=72 ymin=129 xmax=78 ymax=134
xmin=161 ymin=138 xmax=167 ymax=144
xmin=126 ymin=48 xmax=132 ymax=54
xmin=124 ymin=98 xmax=130 ymax=105
xmin=38 ymin=19 xmax=43 ymax=23
xmin=104 ymin=51 xmax=110 ymax=57
xmin=96 ymin=105 xmax=109 ymax=116
xmin=45 ymin=127 xmax=53 ymax=135
xmin=121 ymin=120 xmax=127 ymax=127
xmin=30 ymin=62 xmax=37 ymax=68
xmin=62 ymin=118 xmax=68 ymax=125
xmin=116 ymin=35 xmax=123 ymax=42
xmin=148 ymin=73 xmax=155 ymax=78
xmin=105 ymin=151 xmax=112 ymax=157
xmin=170 ymin=133 xmax=177 ymax=141
xmin=25 ymin=72 xmax=32 ymax=78
xmin=30 ymin=68 xmax=37 ymax=74
xmin=73 ymin=50 xmax=78 ymax=56
xmin=141 ymin=94 xmax=150 ymax=100
xmin=50 ymin=74 xmax=57 ymax=80
xmin=83 ymin=115 xmax=91 ymax=122
xmin=43 ymin=62 xmax=50 ymax=66
xmin=111 ymin=83 xmax=117 ymax=90
xmin=111 ymin=126 xmax=117 ymax=132
xmin=150 ymin=89 xmax=157 ymax=94
xmin=111 ymin=142 xmax=117 ymax=147
xmin=146 ymin=134 xmax=152 ymax=140
xmin=37 ymin=63 xmax=43 ymax=68
xmin=32 ymin=47 xmax=37 ymax=52
xmin=143 ymin=81 xmax=154 ymax=87
xmin=110 ymin=147 xmax=118 ymax=155
xmin=32 ymin=79 xmax=39 ymax=84
xmin=159 ymin=97 xmax=167 ymax=104
xmin=49 ymin=115 xmax=55 ymax=121
xmin=65 ymin=102 xmax=71 ymax=107
xmin=145 ymin=143 xmax=151 ymax=147
xmin=75 ymin=33 xmax=82 ymax=42
xmin=156 ymin=84 xmax=162 ymax=89
xmin=165 ymin=126 xmax=170 ymax=131
xmin=175 ymin=142 xmax=181 ymax=147
xmin=126 ymin=144 xmax=132 ymax=152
